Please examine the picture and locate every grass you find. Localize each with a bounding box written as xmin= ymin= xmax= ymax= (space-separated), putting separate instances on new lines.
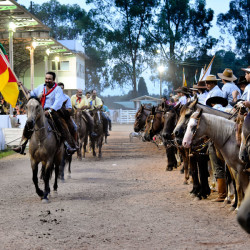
xmin=0 ymin=149 xmax=15 ymax=159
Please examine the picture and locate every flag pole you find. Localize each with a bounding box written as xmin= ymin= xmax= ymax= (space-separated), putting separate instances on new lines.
xmin=201 ymin=55 xmax=215 ymax=81
xmin=0 ymin=49 xmax=28 ymax=100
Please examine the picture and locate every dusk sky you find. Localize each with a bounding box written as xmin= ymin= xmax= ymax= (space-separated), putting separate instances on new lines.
xmin=20 ymin=0 xmax=234 ymax=95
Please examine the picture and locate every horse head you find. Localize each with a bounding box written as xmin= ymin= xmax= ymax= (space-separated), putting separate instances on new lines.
xmin=26 ymin=97 xmax=44 ymax=129
xmin=162 ymin=103 xmax=181 ymax=142
xmin=239 ymin=113 xmax=250 ymax=163
xmin=134 ymin=105 xmax=151 ymax=132
xmin=173 ymin=98 xmax=198 ymax=145
xmin=182 ymin=108 xmax=203 ymax=148
xmin=93 ymin=107 xmax=102 ymax=126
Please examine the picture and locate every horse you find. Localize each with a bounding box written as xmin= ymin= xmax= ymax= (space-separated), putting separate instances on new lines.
xmin=182 ymin=109 xmax=249 ymax=210
xmin=26 ymin=98 xmax=64 ymax=202
xmin=134 ymin=105 xmax=152 ymax=132
xmin=90 ymin=107 xmax=104 ymax=158
xmin=75 ymin=109 xmax=89 ymax=160
xmin=59 ymin=152 xmax=72 ymax=181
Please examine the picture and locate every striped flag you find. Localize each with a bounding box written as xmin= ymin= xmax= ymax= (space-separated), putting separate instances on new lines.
xmin=0 ymin=43 xmax=19 ymax=107
xmin=183 ymin=68 xmax=187 ymax=87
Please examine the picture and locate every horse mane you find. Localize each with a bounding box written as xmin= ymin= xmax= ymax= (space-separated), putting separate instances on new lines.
xmin=29 ymin=96 xmax=41 ymax=104
xmin=202 ymin=113 xmax=235 ymax=144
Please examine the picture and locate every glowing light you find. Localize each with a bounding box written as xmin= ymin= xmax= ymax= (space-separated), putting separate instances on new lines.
xmin=158 ymin=65 xmax=165 ymax=73
xmin=32 ymin=41 xmax=37 ymax=49
xmin=55 ymin=56 xmax=60 ymax=62
xmin=9 ymin=22 xmax=16 ymax=32
xmin=46 ymin=49 xmax=50 ymax=55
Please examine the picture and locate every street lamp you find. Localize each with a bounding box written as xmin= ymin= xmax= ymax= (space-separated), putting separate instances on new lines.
xmin=157 ymin=65 xmax=165 ymax=99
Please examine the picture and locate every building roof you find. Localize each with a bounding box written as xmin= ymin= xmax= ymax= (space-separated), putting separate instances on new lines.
xmin=130 ymin=95 xmax=161 ymax=102
xmin=114 ymin=101 xmax=135 ymax=109
xmin=0 ymin=0 xmax=86 ymax=78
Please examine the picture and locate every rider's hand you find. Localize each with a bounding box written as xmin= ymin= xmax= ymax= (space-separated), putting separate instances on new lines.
xmin=17 ymin=81 xmax=23 ymax=87
xmin=243 ymin=101 xmax=250 ymax=108
xmin=44 ymin=110 xmax=50 ymax=117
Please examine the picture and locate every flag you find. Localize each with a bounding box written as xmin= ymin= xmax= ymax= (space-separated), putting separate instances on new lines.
xmin=183 ymin=68 xmax=187 ymax=87
xmin=0 ymin=43 xmax=19 ymax=107
xmin=199 ymin=56 xmax=215 ymax=81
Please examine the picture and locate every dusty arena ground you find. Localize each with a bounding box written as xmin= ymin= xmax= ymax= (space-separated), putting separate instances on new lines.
xmin=0 ymin=124 xmax=250 ymax=250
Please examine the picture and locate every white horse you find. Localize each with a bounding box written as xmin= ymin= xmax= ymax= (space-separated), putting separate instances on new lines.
xmin=182 ymin=109 xmax=249 ymax=210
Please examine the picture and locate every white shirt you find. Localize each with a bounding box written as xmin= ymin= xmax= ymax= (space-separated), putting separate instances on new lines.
xmin=241 ymin=84 xmax=250 ymax=101
xmin=205 ymin=85 xmax=223 ymax=102
xmin=222 ymin=82 xmax=241 ymax=103
xmin=197 ymin=91 xmax=208 ymax=105
xmin=177 ymin=96 xmax=187 ymax=105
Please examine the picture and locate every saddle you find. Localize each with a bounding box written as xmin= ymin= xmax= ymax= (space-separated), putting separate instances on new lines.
xmin=47 ymin=114 xmax=61 ymax=143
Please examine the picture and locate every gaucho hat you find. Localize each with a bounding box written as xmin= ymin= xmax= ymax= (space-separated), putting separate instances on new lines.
xmin=204 ymin=75 xmax=220 ymax=83
xmin=236 ymin=76 xmax=248 ymax=86
xmin=241 ymin=66 xmax=250 ymax=73
xmin=217 ymin=68 xmax=237 ymax=81
xmin=206 ymin=96 xmax=228 ymax=107
xmin=191 ymin=81 xmax=207 ymax=90
xmin=174 ymin=86 xmax=190 ymax=95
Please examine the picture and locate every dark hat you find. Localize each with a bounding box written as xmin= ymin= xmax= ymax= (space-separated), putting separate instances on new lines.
xmin=206 ymin=96 xmax=228 ymax=107
xmin=191 ymin=81 xmax=207 ymax=89
xmin=174 ymin=86 xmax=190 ymax=95
xmin=236 ymin=76 xmax=248 ymax=86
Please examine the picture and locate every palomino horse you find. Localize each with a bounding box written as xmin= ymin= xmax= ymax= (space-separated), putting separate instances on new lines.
xmin=134 ymin=105 xmax=152 ymax=132
xmin=91 ymin=107 xmax=104 ymax=158
xmin=27 ymin=98 xmax=64 ymax=202
xmin=182 ymin=109 xmax=249 ymax=210
xmin=75 ymin=109 xmax=89 ymax=160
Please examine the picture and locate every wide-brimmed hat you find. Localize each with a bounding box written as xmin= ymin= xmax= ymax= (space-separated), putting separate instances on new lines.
xmin=217 ymin=68 xmax=237 ymax=81
xmin=236 ymin=76 xmax=248 ymax=86
xmin=204 ymin=75 xmax=220 ymax=83
xmin=241 ymin=66 xmax=250 ymax=73
xmin=206 ymin=96 xmax=228 ymax=107
xmin=191 ymin=81 xmax=207 ymax=89
xmin=174 ymin=86 xmax=190 ymax=95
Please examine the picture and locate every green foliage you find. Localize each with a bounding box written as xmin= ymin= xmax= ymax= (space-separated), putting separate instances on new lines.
xmin=0 ymin=149 xmax=15 ymax=159
xmin=217 ymin=0 xmax=249 ymax=63
xmin=138 ymin=77 xmax=149 ymax=96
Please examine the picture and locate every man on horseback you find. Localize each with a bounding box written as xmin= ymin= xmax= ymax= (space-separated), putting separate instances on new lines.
xmin=71 ymin=89 xmax=98 ymax=138
xmin=89 ymin=89 xmax=110 ymax=136
xmin=13 ymin=72 xmax=77 ymax=155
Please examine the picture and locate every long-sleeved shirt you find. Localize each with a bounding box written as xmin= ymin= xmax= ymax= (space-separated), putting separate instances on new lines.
xmin=63 ymin=94 xmax=72 ymax=109
xmin=89 ymin=96 xmax=103 ymax=110
xmin=205 ymin=85 xmax=223 ymax=102
xmin=30 ymin=84 xmax=64 ymax=111
xmin=241 ymin=84 xmax=250 ymax=101
xmin=71 ymin=94 xmax=88 ymax=109
xmin=222 ymin=82 xmax=241 ymax=103
xmin=197 ymin=91 xmax=208 ymax=105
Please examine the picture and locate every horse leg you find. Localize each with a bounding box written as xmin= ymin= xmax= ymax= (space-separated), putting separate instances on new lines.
xmin=92 ymin=140 xmax=96 ymax=157
xmin=83 ymin=136 xmax=87 ymax=158
xmin=31 ymin=161 xmax=44 ymax=198
xmin=53 ymin=163 xmax=59 ymax=192
xmin=67 ymin=155 xmax=72 ymax=178
xmin=98 ymin=136 xmax=103 ymax=158
xmin=42 ymin=163 xmax=52 ymax=202
xmin=59 ymin=152 xmax=65 ymax=181
xmin=197 ymin=155 xmax=210 ymax=199
xmin=236 ymin=169 xmax=250 ymax=210
xmin=165 ymin=146 xmax=177 ymax=171
xmin=189 ymin=157 xmax=201 ymax=197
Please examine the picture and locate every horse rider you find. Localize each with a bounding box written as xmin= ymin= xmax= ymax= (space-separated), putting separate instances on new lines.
xmin=86 ymin=91 xmax=91 ymax=100
xmin=13 ymin=72 xmax=77 ymax=155
xmin=102 ymin=100 xmax=112 ymax=131
xmin=71 ymin=89 xmax=98 ymax=138
xmin=89 ymin=89 xmax=110 ymax=136
xmin=174 ymin=87 xmax=190 ymax=105
xmin=217 ymin=68 xmax=240 ymax=106
xmin=57 ymin=82 xmax=78 ymax=143
xmin=190 ymin=80 xmax=208 ymax=104
xmin=239 ymin=66 xmax=250 ymax=106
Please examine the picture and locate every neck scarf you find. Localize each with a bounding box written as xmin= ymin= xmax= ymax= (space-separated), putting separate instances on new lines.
xmin=76 ymin=96 xmax=82 ymax=103
xmin=40 ymin=83 xmax=57 ymax=108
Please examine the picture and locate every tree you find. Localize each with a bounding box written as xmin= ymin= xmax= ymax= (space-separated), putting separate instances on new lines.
xmin=152 ymin=0 xmax=215 ymax=89
xmin=29 ymin=0 xmax=109 ymax=91
xmin=217 ymin=0 xmax=249 ymax=64
xmin=87 ymin=0 xmax=159 ymax=97
xmin=137 ymin=77 xmax=149 ymax=96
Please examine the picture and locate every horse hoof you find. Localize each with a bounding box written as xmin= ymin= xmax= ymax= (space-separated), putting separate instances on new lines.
xmin=42 ymin=198 xmax=50 ymax=204
xmin=194 ymin=196 xmax=201 ymax=201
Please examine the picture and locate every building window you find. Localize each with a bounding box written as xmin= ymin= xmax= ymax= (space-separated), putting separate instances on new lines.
xmin=51 ymin=61 xmax=69 ymax=71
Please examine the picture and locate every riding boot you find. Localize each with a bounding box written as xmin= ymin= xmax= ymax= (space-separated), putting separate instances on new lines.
xmin=13 ymin=121 xmax=34 ymax=155
xmin=212 ymin=178 xmax=227 ymax=202
xmin=82 ymin=111 xmax=98 ymax=138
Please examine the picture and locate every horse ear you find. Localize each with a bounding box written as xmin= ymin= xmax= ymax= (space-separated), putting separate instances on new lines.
xmin=190 ymin=97 xmax=198 ymax=108
xmin=197 ymin=108 xmax=203 ymax=118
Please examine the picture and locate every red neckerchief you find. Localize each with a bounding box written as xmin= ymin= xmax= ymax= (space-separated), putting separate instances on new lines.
xmin=40 ymin=83 xmax=58 ymax=108
xmin=76 ymin=96 xmax=82 ymax=103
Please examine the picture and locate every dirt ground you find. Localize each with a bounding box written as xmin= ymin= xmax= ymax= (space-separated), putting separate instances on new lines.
xmin=0 ymin=124 xmax=250 ymax=250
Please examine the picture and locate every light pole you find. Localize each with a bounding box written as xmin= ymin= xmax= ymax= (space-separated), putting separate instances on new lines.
xmin=157 ymin=65 xmax=165 ymax=99
xmin=55 ymin=56 xmax=60 ymax=82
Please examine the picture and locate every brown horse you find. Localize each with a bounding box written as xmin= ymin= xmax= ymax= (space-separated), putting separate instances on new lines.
xmin=27 ymin=98 xmax=64 ymax=202
xmin=91 ymin=107 xmax=104 ymax=158
xmin=75 ymin=109 xmax=89 ymax=160
xmin=134 ymin=105 xmax=152 ymax=132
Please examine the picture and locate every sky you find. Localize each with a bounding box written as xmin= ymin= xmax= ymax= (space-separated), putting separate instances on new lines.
xmin=20 ymin=0 xmax=232 ymax=96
